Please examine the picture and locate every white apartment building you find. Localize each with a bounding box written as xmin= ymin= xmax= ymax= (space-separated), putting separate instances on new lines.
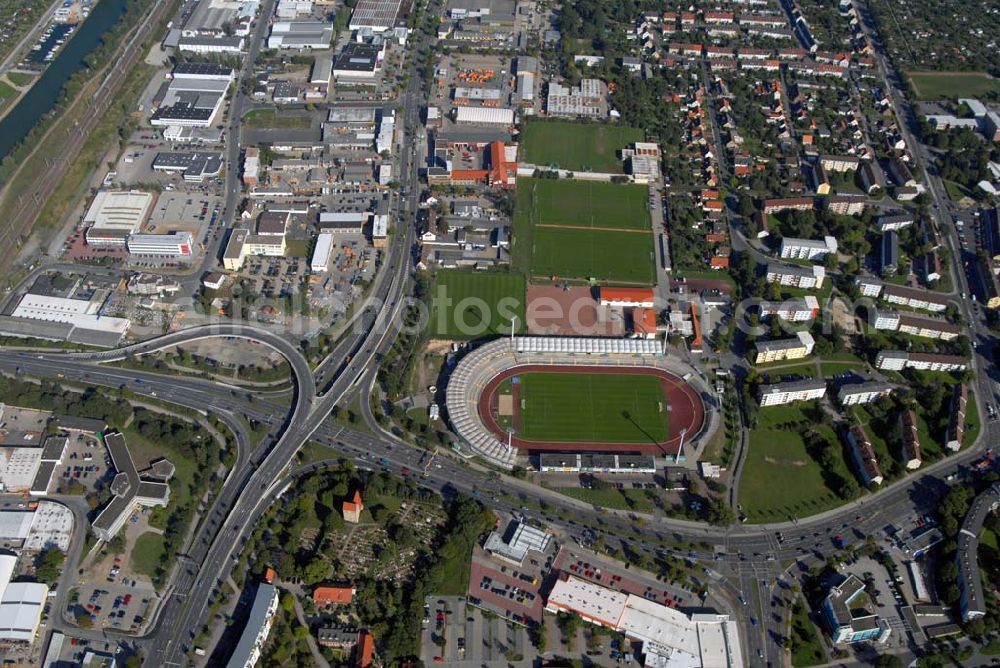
xmin=758 ymin=296 xmax=820 ymax=322
xmin=754 ymin=330 xmax=815 ymax=363
xmin=779 ymin=235 xmax=838 ymax=260
xmin=855 ymin=277 xmax=883 ymax=297
xmin=881 ymin=284 xmax=948 ymax=313
xmin=765 ymin=262 xmax=825 ymax=289
xmin=758 ymin=378 xmax=827 ymax=406
xmin=872 ymin=309 xmax=901 ymax=331
xmin=838 ymin=381 xmax=893 ymax=406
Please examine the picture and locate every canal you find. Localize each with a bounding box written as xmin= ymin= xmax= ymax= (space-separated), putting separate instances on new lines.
xmin=0 ymin=0 xmax=129 ymax=161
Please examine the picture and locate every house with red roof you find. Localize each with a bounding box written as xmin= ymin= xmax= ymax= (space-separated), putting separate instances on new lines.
xmin=356 ymin=630 xmax=375 ymax=668
xmin=343 ymin=489 xmax=364 ymax=523
xmin=313 ymin=586 xmax=356 ymax=606
xmin=598 ymin=287 xmax=655 ymax=308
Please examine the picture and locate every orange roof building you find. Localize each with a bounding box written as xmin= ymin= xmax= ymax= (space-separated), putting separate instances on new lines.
xmin=313 ymin=586 xmax=356 ymax=606
xmin=264 ymin=567 xmax=276 ymax=583
xmin=356 ymin=630 xmax=375 ymax=668
xmin=599 ymin=287 xmax=656 ymax=308
xmin=632 ymin=307 xmax=658 ymax=339
xmin=690 ymin=302 xmax=703 ymax=353
xmin=449 ymin=141 xmax=516 ymax=189
xmin=343 ymin=489 xmax=364 ymax=523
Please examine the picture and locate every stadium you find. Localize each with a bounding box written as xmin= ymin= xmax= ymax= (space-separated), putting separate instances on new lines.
xmin=445 ymin=337 xmax=711 ymax=469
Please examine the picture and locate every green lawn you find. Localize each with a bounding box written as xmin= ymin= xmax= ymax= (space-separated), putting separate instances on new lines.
xmin=740 ymin=405 xmax=854 ymax=522
xmin=790 ymin=600 xmax=826 ymax=667
xmin=6 ymin=72 xmax=35 ymax=87
xmin=982 ymin=528 xmax=998 ymax=550
xmin=512 ymin=178 xmax=655 ymax=284
xmin=429 ymin=270 xmax=525 ymax=339
xmin=518 ymin=372 xmax=668 ymax=443
xmin=131 ymin=532 xmax=166 ymax=579
xmin=554 ymin=486 xmax=657 ymax=512
xmin=908 ymin=71 xmax=1000 ymax=100
xmin=243 ymin=108 xmax=311 ymax=129
xmin=0 ymin=80 xmax=16 ymax=108
xmin=520 ymin=121 xmax=644 ymax=173
xmin=284 ymin=238 xmax=312 ymax=257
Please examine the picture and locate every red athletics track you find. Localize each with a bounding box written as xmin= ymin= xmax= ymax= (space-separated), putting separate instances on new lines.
xmin=479 ymin=365 xmax=705 ymax=455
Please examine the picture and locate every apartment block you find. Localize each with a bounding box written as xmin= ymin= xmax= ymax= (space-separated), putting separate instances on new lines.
xmin=765 ymin=262 xmax=825 ymax=289
xmin=758 ymin=378 xmax=827 ymax=406
xmin=780 ymin=236 xmax=838 ymax=260
xmin=754 ymin=330 xmax=815 ymax=363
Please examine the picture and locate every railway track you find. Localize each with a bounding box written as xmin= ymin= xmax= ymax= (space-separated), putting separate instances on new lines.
xmin=0 ymin=0 xmax=173 ymax=273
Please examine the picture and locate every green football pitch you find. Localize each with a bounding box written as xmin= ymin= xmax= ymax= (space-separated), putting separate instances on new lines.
xmin=512 ymin=178 xmax=655 ymax=283
xmin=517 ymin=372 xmax=668 ymax=443
xmin=519 ymin=121 xmax=644 ymax=173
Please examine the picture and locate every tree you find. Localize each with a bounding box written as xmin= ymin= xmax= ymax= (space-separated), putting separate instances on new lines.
xmin=35 ymin=548 xmax=65 ymax=584
xmin=280 ymin=593 xmax=295 ymax=613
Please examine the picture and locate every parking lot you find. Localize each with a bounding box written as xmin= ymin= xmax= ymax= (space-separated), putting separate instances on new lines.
xmin=552 ymin=547 xmax=695 ymax=609
xmin=466 ymin=545 xmax=548 ymax=626
xmin=51 ymin=430 xmax=109 ymax=496
xmin=421 ymin=595 xmax=535 ymax=667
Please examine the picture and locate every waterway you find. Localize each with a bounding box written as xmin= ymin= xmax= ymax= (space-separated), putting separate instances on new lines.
xmin=0 ymin=0 xmax=129 ymax=161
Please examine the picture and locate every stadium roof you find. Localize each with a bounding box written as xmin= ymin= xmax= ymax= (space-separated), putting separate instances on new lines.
xmin=512 ymin=336 xmax=662 ymax=355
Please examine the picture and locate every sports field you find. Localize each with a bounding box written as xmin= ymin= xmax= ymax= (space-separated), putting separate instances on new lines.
xmin=513 ymin=178 xmax=655 ymax=283
xmin=518 ymin=372 xmax=668 ymax=443
xmin=908 ymin=71 xmax=1000 ymax=100
xmin=429 ymin=270 xmax=525 ymax=339
xmin=520 ymin=121 xmax=644 ymax=173
xmin=521 ymin=178 xmax=650 ymax=230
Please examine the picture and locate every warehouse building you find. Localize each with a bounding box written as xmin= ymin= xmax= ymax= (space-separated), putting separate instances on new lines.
xmin=83 ymin=190 xmax=155 ymax=247
xmin=0 ymin=554 xmax=47 ymax=643
xmin=545 ymin=574 xmax=743 ymax=667
xmin=332 ymin=42 xmax=385 ymax=84
xmin=126 ymin=232 xmax=196 ymax=258
xmin=454 ymin=105 xmax=515 ymax=126
xmin=151 ymin=66 xmax=233 ymax=127
xmin=349 ymin=0 xmax=403 ymax=31
xmin=267 ymin=21 xmax=335 ymax=49
xmin=11 ymin=294 xmax=130 ymax=346
xmin=310 ymin=232 xmax=335 ymax=272
xmin=151 ymin=152 xmax=224 ymax=182
xmin=318 ymin=211 xmax=369 ymax=233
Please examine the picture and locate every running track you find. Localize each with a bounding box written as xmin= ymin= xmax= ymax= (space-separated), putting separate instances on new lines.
xmin=479 ymin=364 xmax=705 ymax=455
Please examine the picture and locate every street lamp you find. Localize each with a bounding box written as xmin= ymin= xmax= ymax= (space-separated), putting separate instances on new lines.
xmin=675 ymin=427 xmax=687 ymax=465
